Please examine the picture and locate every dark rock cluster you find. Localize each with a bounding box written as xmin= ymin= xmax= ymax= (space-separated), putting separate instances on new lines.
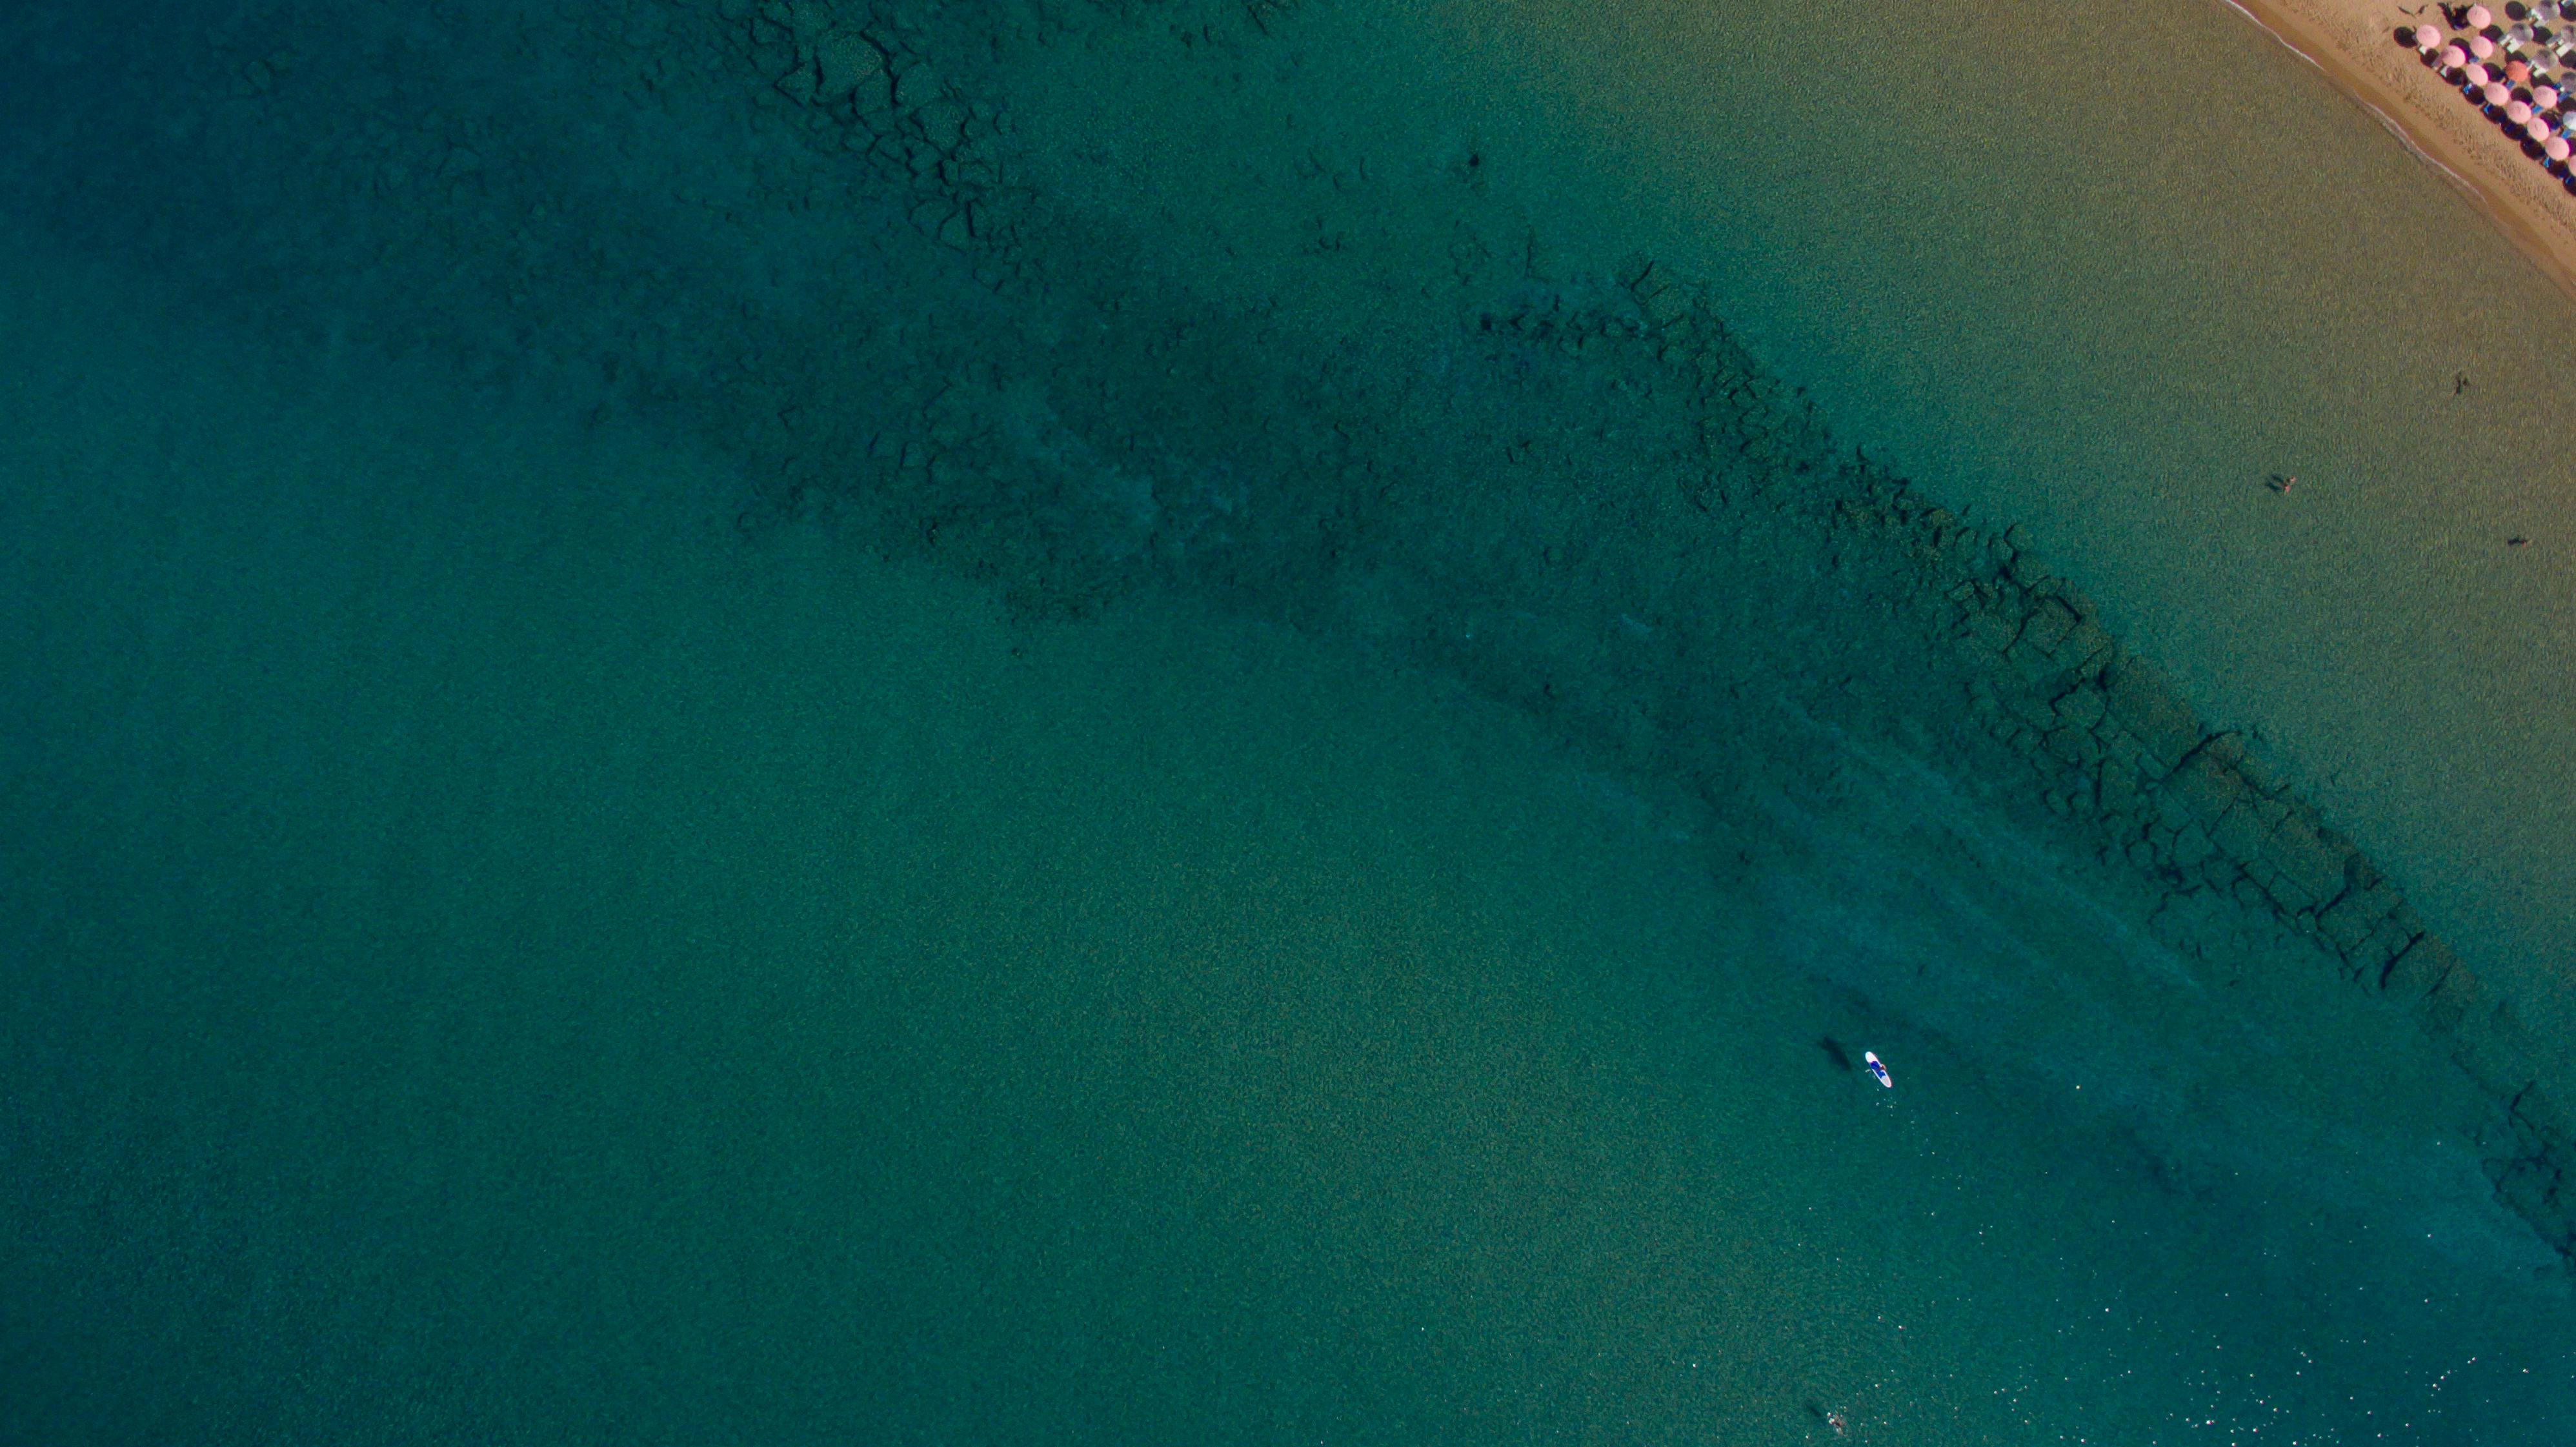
xmin=1809 ymin=321 xmax=2575 ymax=1255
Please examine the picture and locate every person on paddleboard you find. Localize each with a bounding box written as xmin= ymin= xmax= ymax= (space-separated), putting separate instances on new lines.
xmin=1863 ymin=1051 xmax=1892 ymax=1089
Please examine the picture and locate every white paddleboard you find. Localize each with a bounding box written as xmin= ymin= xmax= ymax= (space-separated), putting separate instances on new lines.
xmin=1863 ymin=1051 xmax=1892 ymax=1089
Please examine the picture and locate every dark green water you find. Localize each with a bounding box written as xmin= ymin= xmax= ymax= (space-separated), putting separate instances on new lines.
xmin=3 ymin=1 xmax=2571 ymax=1442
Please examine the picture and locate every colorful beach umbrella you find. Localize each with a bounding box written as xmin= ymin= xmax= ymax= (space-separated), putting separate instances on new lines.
xmin=2510 ymin=98 xmax=2534 ymax=123
xmin=2547 ymin=134 xmax=2570 ymax=160
xmin=2415 ymin=25 xmax=2445 ymax=50
xmin=2488 ymin=80 xmax=2514 ymax=105
xmin=2464 ymin=59 xmax=2489 ymax=83
xmin=2509 ymin=59 xmax=2533 ymax=83
xmin=2468 ymin=3 xmax=2493 ymax=28
xmin=2539 ymin=85 xmax=2561 ymax=106
xmin=2471 ymin=34 xmax=2497 ymax=59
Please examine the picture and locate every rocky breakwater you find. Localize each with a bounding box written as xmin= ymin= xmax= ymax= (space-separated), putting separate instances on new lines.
xmin=1408 ymin=252 xmax=2573 ymax=1258
xmin=1865 ymin=470 xmax=2576 ymax=1258
xmin=1598 ymin=261 xmax=2570 ymax=1257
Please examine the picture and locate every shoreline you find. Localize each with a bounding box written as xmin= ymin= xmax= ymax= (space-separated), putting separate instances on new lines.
xmin=2220 ymin=0 xmax=2576 ymax=302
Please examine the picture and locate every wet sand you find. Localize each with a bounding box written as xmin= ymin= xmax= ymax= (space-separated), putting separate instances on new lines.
xmin=2227 ymin=0 xmax=2576 ymax=301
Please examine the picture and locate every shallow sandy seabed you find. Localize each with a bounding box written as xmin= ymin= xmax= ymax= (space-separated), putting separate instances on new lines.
xmin=1 ymin=0 xmax=2572 ymax=1437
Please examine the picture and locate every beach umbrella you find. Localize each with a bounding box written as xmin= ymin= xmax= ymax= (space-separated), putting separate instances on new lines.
xmin=2548 ymin=134 xmax=2570 ymax=159
xmin=2449 ymin=46 xmax=2474 ymax=69
xmin=2468 ymin=3 xmax=2492 ymax=27
xmin=2488 ymin=79 xmax=2514 ymax=104
xmin=2415 ymin=24 xmax=2445 ymax=49
xmin=2471 ymin=34 xmax=2497 ymax=57
xmin=2464 ymin=60 xmax=2489 ymax=82
xmin=2539 ymin=85 xmax=2562 ymax=105
xmin=2509 ymin=58 xmax=2533 ymax=81
xmin=2531 ymin=118 xmax=2555 ymax=141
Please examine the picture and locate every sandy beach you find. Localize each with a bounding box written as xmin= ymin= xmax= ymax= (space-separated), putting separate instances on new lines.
xmin=2230 ymin=0 xmax=2576 ymax=299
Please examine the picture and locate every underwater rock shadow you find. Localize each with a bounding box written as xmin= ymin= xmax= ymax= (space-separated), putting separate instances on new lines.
xmin=1816 ymin=1035 xmax=1856 ymax=1073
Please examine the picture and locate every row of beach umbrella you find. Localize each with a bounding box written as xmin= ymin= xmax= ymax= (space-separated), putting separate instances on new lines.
xmin=2411 ymin=6 xmax=2576 ymax=163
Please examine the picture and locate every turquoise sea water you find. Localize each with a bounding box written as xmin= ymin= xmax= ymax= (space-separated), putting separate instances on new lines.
xmin=1002 ymin=0 xmax=2576 ymax=1029
xmin=3 ymin=1 xmax=2573 ymax=1442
